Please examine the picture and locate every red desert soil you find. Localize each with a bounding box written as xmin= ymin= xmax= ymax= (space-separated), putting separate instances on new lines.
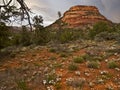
xmin=0 ymin=45 xmax=120 ymax=90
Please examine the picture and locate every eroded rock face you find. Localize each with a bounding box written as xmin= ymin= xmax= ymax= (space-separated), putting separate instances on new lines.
xmin=50 ymin=5 xmax=111 ymax=29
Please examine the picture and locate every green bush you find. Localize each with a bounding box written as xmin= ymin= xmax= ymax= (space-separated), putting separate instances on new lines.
xmin=0 ymin=22 xmax=11 ymax=49
xmin=70 ymin=29 xmax=84 ymax=40
xmin=33 ymin=15 xmax=51 ymax=45
xmin=87 ymin=61 xmax=100 ymax=69
xmin=34 ymin=29 xmax=50 ymax=45
xmin=49 ymin=48 xmax=56 ymax=53
xmin=45 ymin=73 xmax=57 ymax=85
xmin=89 ymin=22 xmax=109 ymax=39
xmin=0 ymin=49 xmax=11 ymax=59
xmin=58 ymin=30 xmax=73 ymax=43
xmin=91 ymin=56 xmax=104 ymax=62
xmin=82 ymin=54 xmax=91 ymax=60
xmin=66 ymin=78 xmax=85 ymax=89
xmin=16 ymin=80 xmax=28 ymax=90
xmin=11 ymin=26 xmax=33 ymax=46
xmin=20 ymin=26 xmax=32 ymax=46
xmin=107 ymin=61 xmax=118 ymax=69
xmin=55 ymin=29 xmax=83 ymax=43
xmin=95 ymin=32 xmax=120 ymax=41
xmin=54 ymin=83 xmax=62 ymax=90
xmin=11 ymin=34 xmax=21 ymax=46
xmin=68 ymin=63 xmax=78 ymax=71
xmin=73 ymin=56 xmax=85 ymax=63
xmin=60 ymin=53 xmax=68 ymax=57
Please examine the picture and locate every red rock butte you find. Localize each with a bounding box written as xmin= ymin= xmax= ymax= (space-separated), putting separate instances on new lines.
xmin=50 ymin=5 xmax=111 ymax=29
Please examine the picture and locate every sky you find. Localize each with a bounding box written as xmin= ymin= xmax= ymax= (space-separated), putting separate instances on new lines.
xmin=25 ymin=0 xmax=120 ymax=26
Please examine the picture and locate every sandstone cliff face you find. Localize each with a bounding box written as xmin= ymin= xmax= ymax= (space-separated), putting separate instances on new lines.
xmin=50 ymin=5 xmax=111 ymax=29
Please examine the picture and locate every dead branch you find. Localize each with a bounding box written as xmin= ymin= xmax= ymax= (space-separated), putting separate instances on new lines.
xmin=0 ymin=0 xmax=32 ymax=31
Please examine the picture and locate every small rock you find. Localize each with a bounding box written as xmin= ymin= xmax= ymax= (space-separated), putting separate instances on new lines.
xmin=47 ymin=86 xmax=54 ymax=90
xmin=114 ymin=77 xmax=120 ymax=84
xmin=115 ymin=68 xmax=120 ymax=71
xmin=68 ymin=45 xmax=77 ymax=52
xmin=96 ymin=79 xmax=104 ymax=84
xmin=100 ymin=70 xmax=108 ymax=75
xmin=33 ymin=71 xmax=37 ymax=76
xmin=31 ymin=76 xmax=35 ymax=80
xmin=27 ymin=78 xmax=32 ymax=82
xmin=84 ymin=70 xmax=90 ymax=76
xmin=34 ymin=46 xmax=41 ymax=50
xmin=84 ymin=72 xmax=90 ymax=77
xmin=52 ymin=69 xmax=56 ymax=74
xmin=57 ymin=73 xmax=62 ymax=77
xmin=105 ymin=59 xmax=108 ymax=62
xmin=21 ymin=47 xmax=27 ymax=52
xmin=47 ymin=86 xmax=51 ymax=90
xmin=56 ymin=77 xmax=61 ymax=82
xmin=75 ymin=71 xmax=81 ymax=76
xmin=50 ymin=64 xmax=53 ymax=68
xmin=49 ymin=80 xmax=55 ymax=85
xmin=38 ymin=71 xmax=42 ymax=74
xmin=23 ymin=74 xmax=27 ymax=77
xmin=106 ymin=84 xmax=114 ymax=90
xmin=44 ymin=67 xmax=49 ymax=73
xmin=117 ymin=74 xmax=120 ymax=77
xmin=89 ymin=82 xmax=95 ymax=88
xmin=66 ymin=77 xmax=74 ymax=85
xmin=114 ymin=53 xmax=118 ymax=56
xmin=60 ymin=69 xmax=63 ymax=72
xmin=43 ymin=80 xmax=47 ymax=85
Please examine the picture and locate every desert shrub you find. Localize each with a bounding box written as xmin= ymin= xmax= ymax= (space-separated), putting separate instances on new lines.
xmin=55 ymin=29 xmax=83 ymax=43
xmin=49 ymin=48 xmax=56 ymax=53
xmin=87 ymin=61 xmax=100 ymax=69
xmin=68 ymin=63 xmax=78 ymax=71
xmin=20 ymin=26 xmax=32 ymax=46
xmin=100 ymin=73 xmax=113 ymax=80
xmin=0 ymin=49 xmax=11 ymax=60
xmin=45 ymin=73 xmax=57 ymax=85
xmin=49 ymin=28 xmax=89 ymax=43
xmin=66 ymin=78 xmax=85 ymax=89
xmin=11 ymin=33 xmax=21 ymax=46
xmin=58 ymin=29 xmax=73 ymax=43
xmin=89 ymin=22 xmax=109 ymax=39
xmin=81 ymin=54 xmax=101 ymax=62
xmin=92 ymin=56 xmax=104 ymax=62
xmin=54 ymin=83 xmax=62 ymax=90
xmin=71 ymin=29 xmax=84 ymax=39
xmin=33 ymin=28 xmax=50 ymax=45
xmin=33 ymin=15 xmax=51 ymax=45
xmin=107 ymin=49 xmax=120 ymax=54
xmin=49 ymin=56 xmax=56 ymax=60
xmin=73 ymin=56 xmax=85 ymax=63
xmin=16 ymin=80 xmax=28 ymax=90
xmin=0 ymin=22 xmax=11 ymax=49
xmin=107 ymin=61 xmax=118 ymax=69
xmin=95 ymin=31 xmax=120 ymax=41
xmin=60 ymin=53 xmax=68 ymax=57
xmin=52 ymin=63 xmax=62 ymax=68
xmin=82 ymin=54 xmax=91 ymax=60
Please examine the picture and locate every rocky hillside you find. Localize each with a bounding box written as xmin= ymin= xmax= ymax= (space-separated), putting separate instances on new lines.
xmin=50 ymin=5 xmax=111 ymax=29
xmin=0 ymin=40 xmax=120 ymax=90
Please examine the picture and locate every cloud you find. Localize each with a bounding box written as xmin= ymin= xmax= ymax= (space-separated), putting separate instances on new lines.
xmin=101 ymin=0 xmax=120 ymax=23
xmin=25 ymin=0 xmax=120 ymax=26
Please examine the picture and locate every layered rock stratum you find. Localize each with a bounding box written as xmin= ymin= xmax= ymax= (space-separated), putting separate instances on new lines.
xmin=50 ymin=5 xmax=111 ymax=29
